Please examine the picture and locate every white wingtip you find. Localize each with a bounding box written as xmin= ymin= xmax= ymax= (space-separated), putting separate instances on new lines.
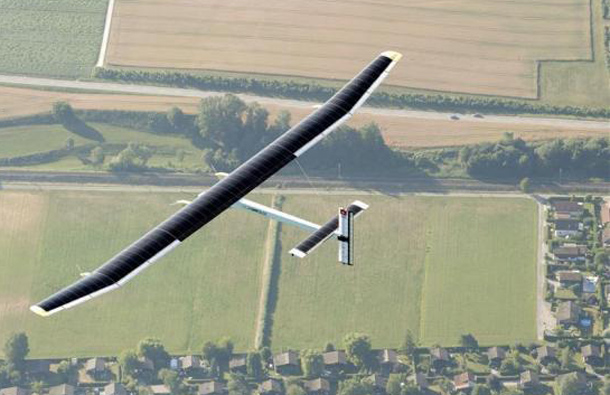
xmin=30 ymin=305 xmax=51 ymax=317
xmin=352 ymin=200 xmax=369 ymax=210
xmin=289 ymin=249 xmax=306 ymax=258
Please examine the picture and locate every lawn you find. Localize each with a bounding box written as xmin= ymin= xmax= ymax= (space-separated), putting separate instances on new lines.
xmin=0 ymin=0 xmax=108 ymax=77
xmin=271 ymin=195 xmax=538 ymax=349
xmin=0 ymin=190 xmax=270 ymax=358
xmin=0 ymin=125 xmax=88 ymax=158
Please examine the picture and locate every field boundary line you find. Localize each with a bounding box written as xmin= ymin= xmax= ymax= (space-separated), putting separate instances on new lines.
xmin=96 ymin=0 xmax=116 ymax=68
xmin=254 ymin=195 xmax=284 ymax=349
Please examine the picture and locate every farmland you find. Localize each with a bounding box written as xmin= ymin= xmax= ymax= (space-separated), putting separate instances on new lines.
xmin=0 ymin=190 xmax=269 ymax=358
xmin=0 ymin=0 xmax=108 ymax=77
xmin=257 ymin=195 xmax=538 ymax=348
xmin=106 ymin=0 xmax=591 ymax=99
xmin=0 ymin=190 xmax=537 ymax=357
xmin=0 ymin=86 xmax=608 ymax=155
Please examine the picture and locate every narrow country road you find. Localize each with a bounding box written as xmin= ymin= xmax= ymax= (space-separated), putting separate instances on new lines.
xmin=1 ymin=74 xmax=610 ymax=131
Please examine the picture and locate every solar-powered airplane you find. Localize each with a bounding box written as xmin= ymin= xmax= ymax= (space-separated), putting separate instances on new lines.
xmin=30 ymin=51 xmax=402 ymax=317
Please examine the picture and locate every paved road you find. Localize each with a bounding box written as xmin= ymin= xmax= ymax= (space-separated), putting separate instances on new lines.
xmin=533 ymin=197 xmax=555 ymax=340
xmin=1 ymin=74 xmax=610 ymax=131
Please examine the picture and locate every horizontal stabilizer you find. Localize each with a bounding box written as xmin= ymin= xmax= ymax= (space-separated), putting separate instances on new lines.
xmin=289 ymin=201 xmax=368 ymax=259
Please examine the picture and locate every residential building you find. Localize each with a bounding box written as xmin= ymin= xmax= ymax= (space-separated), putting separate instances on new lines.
xmin=407 ymin=373 xmax=429 ymax=389
xmin=519 ymin=371 xmax=540 ymax=389
xmin=181 ymin=355 xmax=202 ymax=374
xmin=259 ymin=379 xmax=282 ymax=395
xmin=582 ymin=344 xmax=602 ymax=365
xmin=322 ymin=350 xmax=347 ymax=369
xmin=85 ymin=357 xmax=107 ymax=377
xmin=552 ymin=201 xmax=584 ymax=218
xmin=304 ymin=378 xmax=330 ymax=395
xmin=49 ymin=384 xmax=75 ymax=395
xmin=603 ymin=228 xmax=610 ymax=247
xmin=365 ymin=374 xmax=387 ymax=390
xmin=556 ymin=271 xmax=582 ymax=285
xmin=453 ymin=372 xmax=475 ymax=391
xmin=583 ymin=276 xmax=599 ymax=294
xmin=430 ymin=347 xmax=450 ymax=370
xmin=104 ymin=383 xmax=128 ymax=395
xmin=273 ymin=351 xmax=300 ymax=374
xmin=601 ymin=202 xmax=610 ymax=225
xmin=229 ymin=354 xmax=247 ymax=374
xmin=199 ymin=381 xmax=226 ymax=395
xmin=378 ymin=349 xmax=399 ymax=373
xmin=487 ymin=347 xmax=506 ymax=366
xmin=553 ymin=245 xmax=587 ymax=263
xmin=557 ymin=301 xmax=582 ymax=326
xmin=0 ymin=388 xmax=29 ymax=395
xmin=149 ymin=385 xmax=171 ymax=395
xmin=536 ymin=346 xmax=558 ymax=365
xmin=554 ymin=220 xmax=583 ymax=237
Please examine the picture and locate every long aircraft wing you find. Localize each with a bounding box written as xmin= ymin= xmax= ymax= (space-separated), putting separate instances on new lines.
xmin=30 ymin=51 xmax=402 ymax=317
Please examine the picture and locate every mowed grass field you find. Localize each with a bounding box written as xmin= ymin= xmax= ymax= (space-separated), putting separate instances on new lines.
xmin=0 ymin=190 xmax=537 ymax=356
xmin=1 ymin=86 xmax=609 ymax=152
xmin=272 ymin=195 xmax=537 ymax=349
xmin=107 ymin=0 xmax=591 ymax=98
xmin=0 ymin=0 xmax=108 ymax=77
xmin=0 ymin=190 xmax=269 ymax=357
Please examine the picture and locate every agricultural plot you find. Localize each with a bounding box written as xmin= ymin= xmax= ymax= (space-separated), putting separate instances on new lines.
xmin=107 ymin=0 xmax=591 ymax=98
xmin=0 ymin=190 xmax=270 ymax=358
xmin=0 ymin=0 xmax=108 ymax=77
xmin=272 ymin=195 xmax=538 ymax=348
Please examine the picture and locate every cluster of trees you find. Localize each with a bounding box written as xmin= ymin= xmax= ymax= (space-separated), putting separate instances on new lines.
xmin=93 ymin=67 xmax=610 ymax=119
xmin=457 ymin=133 xmax=610 ymax=179
xmin=0 ymin=333 xmax=29 ymax=388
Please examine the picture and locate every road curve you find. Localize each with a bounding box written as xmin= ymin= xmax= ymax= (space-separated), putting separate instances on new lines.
xmin=0 ymin=74 xmax=609 ymax=131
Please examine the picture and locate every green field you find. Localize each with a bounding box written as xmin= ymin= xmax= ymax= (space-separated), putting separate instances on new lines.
xmin=272 ymin=195 xmax=538 ymax=349
xmin=0 ymin=190 xmax=269 ymax=357
xmin=0 ymin=190 xmax=538 ymax=357
xmin=0 ymin=0 xmax=108 ymax=77
xmin=0 ymin=123 xmax=204 ymax=171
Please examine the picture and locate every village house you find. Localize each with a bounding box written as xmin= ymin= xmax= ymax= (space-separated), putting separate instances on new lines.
xmin=199 ymin=381 xmax=226 ymax=395
xmin=552 ymin=201 xmax=584 ymax=219
xmin=304 ymin=378 xmax=330 ymax=395
xmin=0 ymin=388 xmax=29 ymax=395
xmin=85 ymin=357 xmax=107 ymax=378
xmin=322 ymin=350 xmax=347 ymax=370
xmin=49 ymin=384 xmax=75 ymax=395
xmin=582 ymin=344 xmax=602 ymax=365
xmin=583 ymin=276 xmax=598 ymax=294
xmin=603 ymin=228 xmax=610 ymax=247
xmin=536 ymin=346 xmax=558 ymax=365
xmin=273 ymin=351 xmax=300 ymax=375
xmin=554 ymin=220 xmax=583 ymax=237
xmin=229 ymin=354 xmax=247 ymax=374
xmin=365 ymin=374 xmax=388 ymax=392
xmin=486 ymin=347 xmax=506 ymax=367
xmin=557 ymin=301 xmax=582 ymax=326
xmin=104 ymin=383 xmax=128 ymax=395
xmin=180 ymin=355 xmax=202 ymax=375
xmin=149 ymin=385 xmax=171 ymax=395
xmin=556 ymin=271 xmax=583 ymax=286
xmin=430 ymin=347 xmax=451 ymax=370
xmin=557 ymin=372 xmax=588 ymax=391
xmin=259 ymin=379 xmax=282 ymax=395
xmin=519 ymin=370 xmax=540 ymax=389
xmin=407 ymin=373 xmax=429 ymax=390
xmin=138 ymin=357 xmax=155 ymax=373
xmin=377 ymin=349 xmax=400 ymax=374
xmin=601 ymin=201 xmax=610 ymax=225
xmin=553 ymin=245 xmax=587 ymax=263
xmin=453 ymin=372 xmax=476 ymax=391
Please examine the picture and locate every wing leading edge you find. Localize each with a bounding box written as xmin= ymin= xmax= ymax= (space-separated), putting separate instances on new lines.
xmin=30 ymin=51 xmax=402 ymax=317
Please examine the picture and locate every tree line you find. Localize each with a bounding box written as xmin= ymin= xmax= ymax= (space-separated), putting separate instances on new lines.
xmin=93 ymin=67 xmax=610 ymax=119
